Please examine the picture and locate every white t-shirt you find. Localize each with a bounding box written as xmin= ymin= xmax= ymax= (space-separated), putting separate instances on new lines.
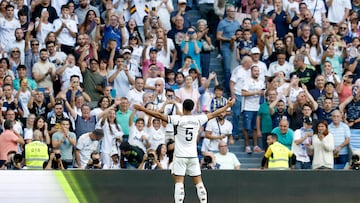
xmin=107 ymin=67 xmax=133 ymax=97
xmin=18 ymin=90 xmax=31 ymax=118
xmin=147 ymin=126 xmax=166 ymax=150
xmin=230 ymin=66 xmax=251 ymax=95
xmin=61 ymin=66 xmax=83 ymax=90
xmin=127 ymin=88 xmax=144 ymax=106
xmin=76 ymin=133 xmax=101 ymax=168
xmin=148 ymin=38 xmax=175 ymax=68
xmin=53 ymin=17 xmax=78 ymax=46
xmin=168 ymin=114 xmax=208 ymax=157
xmin=35 ymin=21 xmax=54 ymax=48
xmin=159 ymin=156 xmax=169 ymax=169
xmin=7 ymin=40 xmax=25 ymax=64
xmin=289 ymin=87 xmax=304 ymax=103
xmin=127 ymin=59 xmax=142 ymax=78
xmin=201 ymin=89 xmax=213 ymax=112
xmin=327 ymin=0 xmax=351 ymax=24
xmin=145 ymin=77 xmax=165 ymax=90
xmin=129 ymin=124 xmax=149 ymax=153
xmin=292 ymin=128 xmax=312 ymax=162
xmin=163 ymin=102 xmax=182 ymax=132
xmin=242 ymin=78 xmax=265 ymax=111
xmin=304 ymin=0 xmax=326 ymax=25
xmin=202 ymin=118 xmax=233 ymax=152
xmin=32 ymin=61 xmax=56 ymax=93
xmin=49 ymin=51 xmax=67 ymax=68
xmin=267 ymin=62 xmax=294 ymax=80
xmin=253 ymin=61 xmax=268 ymax=82
xmin=90 ymin=108 xmax=103 ymax=119
xmin=96 ymin=119 xmax=123 ymax=154
xmin=283 ymin=1 xmax=299 ymax=20
xmin=215 ymin=152 xmax=241 ymax=169
xmin=0 ymin=17 xmax=20 ymax=48
xmin=23 ymin=128 xmax=33 ymax=141
xmin=131 ymin=45 xmax=144 ymax=65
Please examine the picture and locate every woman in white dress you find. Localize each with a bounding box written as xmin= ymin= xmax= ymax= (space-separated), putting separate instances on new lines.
xmin=96 ymin=106 xmax=123 ymax=167
xmin=309 ymin=121 xmax=334 ymax=169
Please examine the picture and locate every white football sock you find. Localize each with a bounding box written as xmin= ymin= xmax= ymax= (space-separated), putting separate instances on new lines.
xmin=174 ymin=182 xmax=185 ymax=203
xmin=196 ymin=182 xmax=207 ymax=203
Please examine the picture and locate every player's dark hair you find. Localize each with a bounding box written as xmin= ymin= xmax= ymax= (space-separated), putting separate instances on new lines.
xmin=183 ymin=99 xmax=194 ymax=112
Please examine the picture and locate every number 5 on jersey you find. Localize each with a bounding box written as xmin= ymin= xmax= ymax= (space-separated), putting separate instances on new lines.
xmin=185 ymin=128 xmax=193 ymax=141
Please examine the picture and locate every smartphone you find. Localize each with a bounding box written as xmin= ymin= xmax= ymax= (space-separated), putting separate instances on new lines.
xmin=110 ymin=89 xmax=117 ymax=98
xmin=37 ymin=87 xmax=45 ymax=92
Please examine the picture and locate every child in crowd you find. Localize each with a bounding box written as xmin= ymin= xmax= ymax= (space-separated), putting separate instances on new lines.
xmin=209 ymin=85 xmax=227 ymax=113
xmin=129 ymin=110 xmax=150 ymax=153
xmin=146 ymin=118 xmax=166 ymax=150
xmin=238 ymin=29 xmax=255 ymax=61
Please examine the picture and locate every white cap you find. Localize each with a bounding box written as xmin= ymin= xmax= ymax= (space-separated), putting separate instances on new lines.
xmin=250 ymin=47 xmax=260 ymax=54
xmin=123 ymin=48 xmax=131 ymax=54
xmin=178 ymin=0 xmax=187 ymax=3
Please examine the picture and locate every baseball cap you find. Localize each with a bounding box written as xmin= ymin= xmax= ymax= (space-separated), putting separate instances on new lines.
xmin=178 ymin=0 xmax=187 ymax=3
xmin=303 ymin=116 xmax=313 ymax=124
xmin=250 ymin=47 xmax=260 ymax=54
xmin=149 ymin=47 xmax=158 ymax=53
xmin=123 ymin=48 xmax=132 ymax=54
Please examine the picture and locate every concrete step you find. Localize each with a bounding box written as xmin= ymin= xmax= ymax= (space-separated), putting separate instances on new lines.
xmin=233 ymin=152 xmax=264 ymax=158
xmin=238 ymin=157 xmax=263 ymax=164
xmin=241 ymin=163 xmax=261 ymax=169
xmin=187 ymin=10 xmax=201 ymax=19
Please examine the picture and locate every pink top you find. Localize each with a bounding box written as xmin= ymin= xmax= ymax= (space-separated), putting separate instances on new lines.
xmin=142 ymin=60 xmax=165 ymax=77
xmin=339 ymin=84 xmax=352 ymax=103
xmin=176 ymin=87 xmax=200 ymax=113
xmin=0 ymin=130 xmax=19 ymax=160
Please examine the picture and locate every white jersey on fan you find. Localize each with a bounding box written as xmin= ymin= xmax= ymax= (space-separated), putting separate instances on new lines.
xmin=168 ymin=114 xmax=208 ymax=158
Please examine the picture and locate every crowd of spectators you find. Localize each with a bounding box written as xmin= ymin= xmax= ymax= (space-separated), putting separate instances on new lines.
xmin=0 ymin=0 xmax=360 ymax=170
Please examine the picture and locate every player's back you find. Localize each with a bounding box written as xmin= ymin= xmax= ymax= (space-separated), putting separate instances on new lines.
xmin=168 ymin=114 xmax=208 ymax=158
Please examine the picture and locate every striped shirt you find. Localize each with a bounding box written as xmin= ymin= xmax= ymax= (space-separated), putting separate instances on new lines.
xmin=328 ymin=122 xmax=350 ymax=155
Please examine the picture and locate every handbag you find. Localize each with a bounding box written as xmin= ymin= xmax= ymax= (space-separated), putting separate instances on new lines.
xmin=201 ymin=39 xmax=215 ymax=52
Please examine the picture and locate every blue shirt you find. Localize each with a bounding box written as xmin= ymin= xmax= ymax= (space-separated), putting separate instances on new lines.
xmin=170 ymin=11 xmax=191 ymax=30
xmin=271 ymin=127 xmax=294 ymax=150
xmin=180 ymin=40 xmax=202 ymax=73
xmin=102 ymin=25 xmax=123 ymax=51
xmin=294 ymin=37 xmax=307 ymax=50
xmin=329 ymin=122 xmax=350 ymax=155
xmin=316 ymin=108 xmax=334 ymax=125
xmin=116 ymin=110 xmax=136 ymax=135
xmin=267 ymin=10 xmax=289 ymax=39
xmin=217 ymin=18 xmax=240 ymax=45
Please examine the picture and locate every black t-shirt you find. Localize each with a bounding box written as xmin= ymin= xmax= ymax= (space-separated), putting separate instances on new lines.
xmin=29 ymin=100 xmax=50 ymax=118
xmin=124 ymin=146 xmax=145 ymax=168
xmin=294 ymin=66 xmax=318 ymax=90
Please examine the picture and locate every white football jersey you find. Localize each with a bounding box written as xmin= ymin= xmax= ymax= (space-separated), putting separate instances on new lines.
xmin=168 ymin=114 xmax=208 ymax=158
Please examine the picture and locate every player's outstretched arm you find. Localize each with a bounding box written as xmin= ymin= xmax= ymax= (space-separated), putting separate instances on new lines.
xmin=206 ymin=98 xmax=235 ymax=120
xmin=133 ymin=104 xmax=169 ymax=122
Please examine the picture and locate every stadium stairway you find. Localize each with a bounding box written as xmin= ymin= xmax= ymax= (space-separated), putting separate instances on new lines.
xmin=188 ymin=9 xmax=264 ymax=169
